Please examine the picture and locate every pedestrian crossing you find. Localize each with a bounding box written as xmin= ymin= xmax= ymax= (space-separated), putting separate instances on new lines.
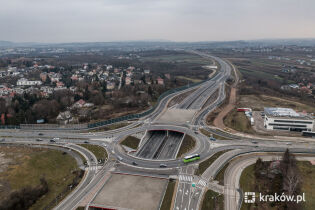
xmin=89 ymin=165 xmax=98 ymax=171
xmin=197 ymin=179 xmax=207 ymax=187
xmin=179 ymin=175 xmax=193 ymax=182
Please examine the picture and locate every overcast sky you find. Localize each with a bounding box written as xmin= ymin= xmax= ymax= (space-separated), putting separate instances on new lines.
xmin=1 ymin=0 xmax=315 ymax=43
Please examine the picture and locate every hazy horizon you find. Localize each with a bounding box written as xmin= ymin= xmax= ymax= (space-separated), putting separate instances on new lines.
xmin=1 ymin=0 xmax=315 ymax=43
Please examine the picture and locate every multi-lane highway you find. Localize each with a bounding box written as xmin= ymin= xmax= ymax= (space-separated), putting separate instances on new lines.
xmin=136 ymin=131 xmax=166 ymax=159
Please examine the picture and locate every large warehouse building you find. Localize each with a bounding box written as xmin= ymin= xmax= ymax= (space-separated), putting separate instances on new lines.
xmin=264 ymin=107 xmax=314 ymax=132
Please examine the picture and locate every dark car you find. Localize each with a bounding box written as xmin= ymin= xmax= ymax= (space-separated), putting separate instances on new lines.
xmin=38 ymin=133 xmax=44 ymax=136
xmin=159 ymin=164 xmax=167 ymax=168
xmin=36 ymin=138 xmax=43 ymax=141
xmin=132 ymin=161 xmax=138 ymax=166
xmin=0 ymin=138 xmax=5 ymax=142
xmin=50 ymin=139 xmax=56 ymax=143
xmin=84 ymin=141 xmax=89 ymax=144
xmin=209 ymin=137 xmax=216 ymax=141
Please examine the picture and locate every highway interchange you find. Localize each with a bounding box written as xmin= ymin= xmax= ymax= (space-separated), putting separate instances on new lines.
xmin=1 ymin=51 xmax=315 ymax=210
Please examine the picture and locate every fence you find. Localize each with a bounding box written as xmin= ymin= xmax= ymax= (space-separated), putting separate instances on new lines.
xmin=0 ymin=125 xmax=20 ymax=129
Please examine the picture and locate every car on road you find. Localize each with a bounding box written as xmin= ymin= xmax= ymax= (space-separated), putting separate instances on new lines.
xmin=286 ymin=142 xmax=292 ymax=145
xmin=159 ymin=164 xmax=167 ymax=168
xmin=36 ymin=138 xmax=43 ymax=141
xmin=209 ymin=137 xmax=216 ymax=141
xmin=117 ymin=156 xmax=123 ymax=161
xmin=132 ymin=161 xmax=138 ymax=166
xmin=50 ymin=139 xmax=56 ymax=143
xmin=84 ymin=141 xmax=89 ymax=144
xmin=251 ymin=141 xmax=258 ymax=144
xmin=0 ymin=138 xmax=5 ymax=142
xmin=38 ymin=133 xmax=44 ymax=136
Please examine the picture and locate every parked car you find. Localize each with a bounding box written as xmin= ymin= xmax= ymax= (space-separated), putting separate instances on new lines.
xmin=132 ymin=161 xmax=138 ymax=166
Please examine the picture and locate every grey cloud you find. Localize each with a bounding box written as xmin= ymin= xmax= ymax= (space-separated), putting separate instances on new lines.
xmin=0 ymin=0 xmax=315 ymax=42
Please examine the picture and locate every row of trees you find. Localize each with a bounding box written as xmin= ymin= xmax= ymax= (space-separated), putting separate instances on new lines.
xmin=254 ymin=149 xmax=302 ymax=210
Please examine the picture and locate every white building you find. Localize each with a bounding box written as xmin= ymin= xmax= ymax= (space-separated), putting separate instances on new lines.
xmin=17 ymin=78 xmax=42 ymax=86
xmin=264 ymin=107 xmax=314 ymax=132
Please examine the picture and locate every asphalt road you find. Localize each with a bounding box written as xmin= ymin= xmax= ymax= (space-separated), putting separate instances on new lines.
xmin=156 ymin=132 xmax=184 ymax=159
xmin=136 ymin=131 xmax=166 ymax=159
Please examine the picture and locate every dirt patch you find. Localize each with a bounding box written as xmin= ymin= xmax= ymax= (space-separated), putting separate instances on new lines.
xmin=91 ymin=174 xmax=168 ymax=210
xmin=213 ymin=86 xmax=237 ymax=130
xmin=239 ymin=94 xmax=315 ymax=113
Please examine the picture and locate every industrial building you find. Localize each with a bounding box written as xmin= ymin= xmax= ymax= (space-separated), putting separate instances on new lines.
xmin=264 ymin=107 xmax=314 ymax=132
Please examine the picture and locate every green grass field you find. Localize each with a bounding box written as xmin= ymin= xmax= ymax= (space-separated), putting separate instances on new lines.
xmin=297 ymin=161 xmax=315 ymax=210
xmin=199 ymin=128 xmax=229 ymax=140
xmin=201 ymin=189 xmax=224 ymax=210
xmin=176 ymin=135 xmax=196 ymax=158
xmin=238 ymin=94 xmax=315 ymax=113
xmin=88 ymin=122 xmax=130 ymax=132
xmin=196 ymin=150 xmax=230 ymax=176
xmin=0 ymin=146 xmax=80 ymax=210
xmin=120 ymin=136 xmax=141 ymax=150
xmin=223 ymin=109 xmax=255 ymax=134
xmin=215 ymin=162 xmax=230 ymax=185
xmin=160 ymin=180 xmax=176 ymax=210
xmin=79 ymin=144 xmax=108 ymax=161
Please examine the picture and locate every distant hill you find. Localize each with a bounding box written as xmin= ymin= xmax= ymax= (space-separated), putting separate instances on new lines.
xmin=0 ymin=41 xmax=15 ymax=47
xmin=1 ymin=38 xmax=315 ymax=48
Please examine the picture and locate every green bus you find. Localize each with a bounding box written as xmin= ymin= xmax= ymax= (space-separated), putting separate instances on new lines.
xmin=183 ymin=154 xmax=200 ymax=163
